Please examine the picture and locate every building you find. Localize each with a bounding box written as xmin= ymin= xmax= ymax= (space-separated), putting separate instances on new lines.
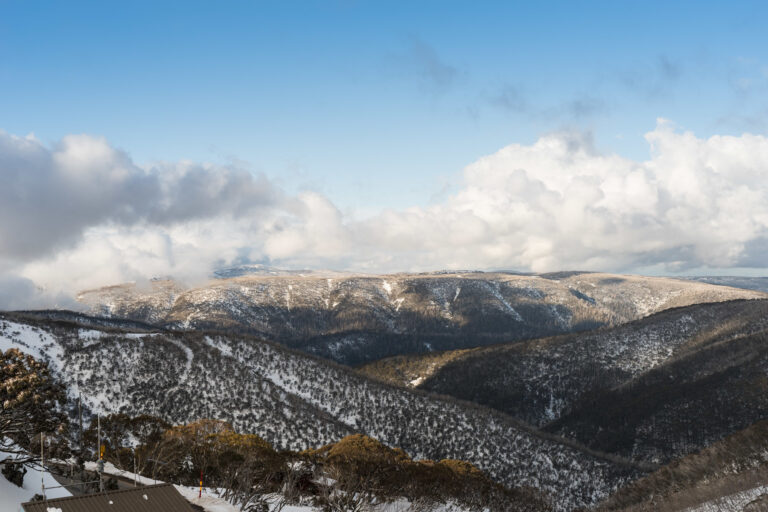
xmin=21 ymin=483 xmax=195 ymax=512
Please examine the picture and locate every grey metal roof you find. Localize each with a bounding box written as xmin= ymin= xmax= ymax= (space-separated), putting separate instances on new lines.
xmin=21 ymin=483 xmax=195 ymax=512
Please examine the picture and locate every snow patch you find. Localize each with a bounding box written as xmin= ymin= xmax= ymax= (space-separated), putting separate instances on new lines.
xmin=0 ymin=450 xmax=71 ymax=511
xmin=409 ymin=376 xmax=425 ymax=387
xmin=487 ymin=284 xmax=523 ymax=321
xmin=166 ymin=338 xmax=194 ymax=382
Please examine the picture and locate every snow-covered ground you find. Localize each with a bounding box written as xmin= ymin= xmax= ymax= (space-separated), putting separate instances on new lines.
xmin=685 ymin=485 xmax=768 ymax=512
xmin=0 ymin=453 xmax=72 ymax=512
xmin=84 ymin=461 xmax=474 ymax=512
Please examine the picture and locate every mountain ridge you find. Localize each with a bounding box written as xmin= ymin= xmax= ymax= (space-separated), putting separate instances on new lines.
xmin=74 ymin=272 xmax=765 ymax=365
xmin=361 ymin=299 xmax=768 ymax=466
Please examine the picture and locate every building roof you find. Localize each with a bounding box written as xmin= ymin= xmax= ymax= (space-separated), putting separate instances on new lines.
xmin=21 ymin=483 xmax=195 ymax=512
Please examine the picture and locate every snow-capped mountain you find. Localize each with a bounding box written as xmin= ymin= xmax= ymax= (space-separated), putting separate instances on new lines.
xmin=75 ymin=272 xmax=764 ymax=365
xmin=0 ymin=312 xmax=646 ymax=511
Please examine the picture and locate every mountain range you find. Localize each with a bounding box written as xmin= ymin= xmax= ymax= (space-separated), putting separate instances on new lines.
xmin=4 ymin=271 xmax=768 ymax=510
xmin=0 ymin=311 xmax=644 ymax=511
xmin=75 ymin=271 xmax=763 ymax=365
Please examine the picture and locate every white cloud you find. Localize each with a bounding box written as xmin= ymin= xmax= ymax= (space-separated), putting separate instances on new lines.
xmin=0 ymin=131 xmax=280 ymax=262
xmin=2 ymin=121 xmax=768 ymax=308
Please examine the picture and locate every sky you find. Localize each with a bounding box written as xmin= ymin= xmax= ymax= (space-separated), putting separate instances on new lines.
xmin=1 ymin=0 xmax=768 ymax=307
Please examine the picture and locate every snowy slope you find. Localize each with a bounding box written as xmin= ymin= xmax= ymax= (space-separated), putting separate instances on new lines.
xmin=406 ymin=299 xmax=768 ymax=427
xmin=371 ymin=299 xmax=768 ymax=464
xmin=0 ymin=455 xmax=72 ymax=512
xmin=75 ymin=272 xmax=765 ymax=365
xmin=0 ymin=314 xmax=644 ymax=511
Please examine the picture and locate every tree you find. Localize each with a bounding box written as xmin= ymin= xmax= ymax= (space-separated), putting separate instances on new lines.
xmin=82 ymin=413 xmax=170 ymax=475
xmin=0 ymin=349 xmax=68 ymax=465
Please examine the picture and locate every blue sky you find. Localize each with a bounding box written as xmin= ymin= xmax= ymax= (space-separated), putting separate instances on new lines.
xmin=3 ymin=0 xmax=767 ymax=212
xmin=3 ymin=1 xmax=768 ymax=304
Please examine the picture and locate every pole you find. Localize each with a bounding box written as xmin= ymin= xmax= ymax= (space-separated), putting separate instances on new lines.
xmin=97 ymin=415 xmax=104 ymax=492
xmin=133 ymin=450 xmax=137 ymax=487
xmin=40 ymin=433 xmax=46 ymax=501
xmin=199 ymin=468 xmax=203 ymax=498
xmin=78 ymin=393 xmax=83 ymax=454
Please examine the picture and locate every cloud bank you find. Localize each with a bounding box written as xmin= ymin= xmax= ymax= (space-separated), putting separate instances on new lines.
xmin=1 ymin=121 xmax=768 ymax=308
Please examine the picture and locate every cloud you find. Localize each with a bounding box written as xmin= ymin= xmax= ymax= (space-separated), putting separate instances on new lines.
xmin=489 ymin=54 xmax=681 ymax=121
xmin=615 ymin=54 xmax=682 ymax=99
xmin=726 ymin=56 xmax=768 ymax=96
xmin=3 ymin=121 xmax=768 ymax=308
xmin=0 ymin=131 xmax=280 ymax=262
xmin=490 ymin=85 xmax=605 ymax=121
xmin=490 ymin=84 xmax=529 ymax=113
xmin=657 ymin=55 xmax=682 ymax=81
xmin=352 ymin=119 xmax=768 ymax=273
xmin=0 ymin=273 xmax=80 ymax=311
xmin=403 ymin=36 xmax=460 ymax=93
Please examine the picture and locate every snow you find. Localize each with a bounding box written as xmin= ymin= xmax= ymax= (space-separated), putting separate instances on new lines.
xmin=84 ymin=461 xmax=158 ymax=486
xmin=382 ymin=280 xmax=392 ymax=295
xmin=685 ymin=485 xmax=768 ymax=512
xmin=285 ymin=284 xmax=293 ymax=310
xmin=166 ymin=338 xmax=194 ymax=381
xmin=203 ymin=336 xmax=233 ymax=358
xmin=82 ymin=461 xmax=471 ymax=512
xmin=81 ymin=462 xmax=240 ymax=512
xmin=486 ymin=283 xmax=523 ymax=321
xmin=0 ymin=451 xmax=72 ymax=512
xmin=78 ymin=329 xmax=104 ymax=345
xmin=0 ymin=315 xmax=646 ymax=511
xmin=0 ymin=321 xmax=64 ymax=374
xmin=77 ymin=329 xmax=152 ymax=347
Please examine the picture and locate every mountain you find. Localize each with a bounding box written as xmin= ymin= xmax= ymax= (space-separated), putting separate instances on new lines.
xmin=75 ymin=272 xmax=764 ymax=365
xmin=361 ymin=299 xmax=768 ymax=465
xmin=686 ymin=276 xmax=768 ymax=294
xmin=598 ymin=419 xmax=768 ymax=511
xmin=0 ymin=311 xmax=648 ymax=511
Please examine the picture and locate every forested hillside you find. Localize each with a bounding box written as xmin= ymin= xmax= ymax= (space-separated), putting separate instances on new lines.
xmin=598 ymin=419 xmax=768 ymax=511
xmin=0 ymin=312 xmax=648 ymax=511
xmin=363 ymin=300 xmax=768 ymax=465
xmin=75 ymin=272 xmax=763 ymax=365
